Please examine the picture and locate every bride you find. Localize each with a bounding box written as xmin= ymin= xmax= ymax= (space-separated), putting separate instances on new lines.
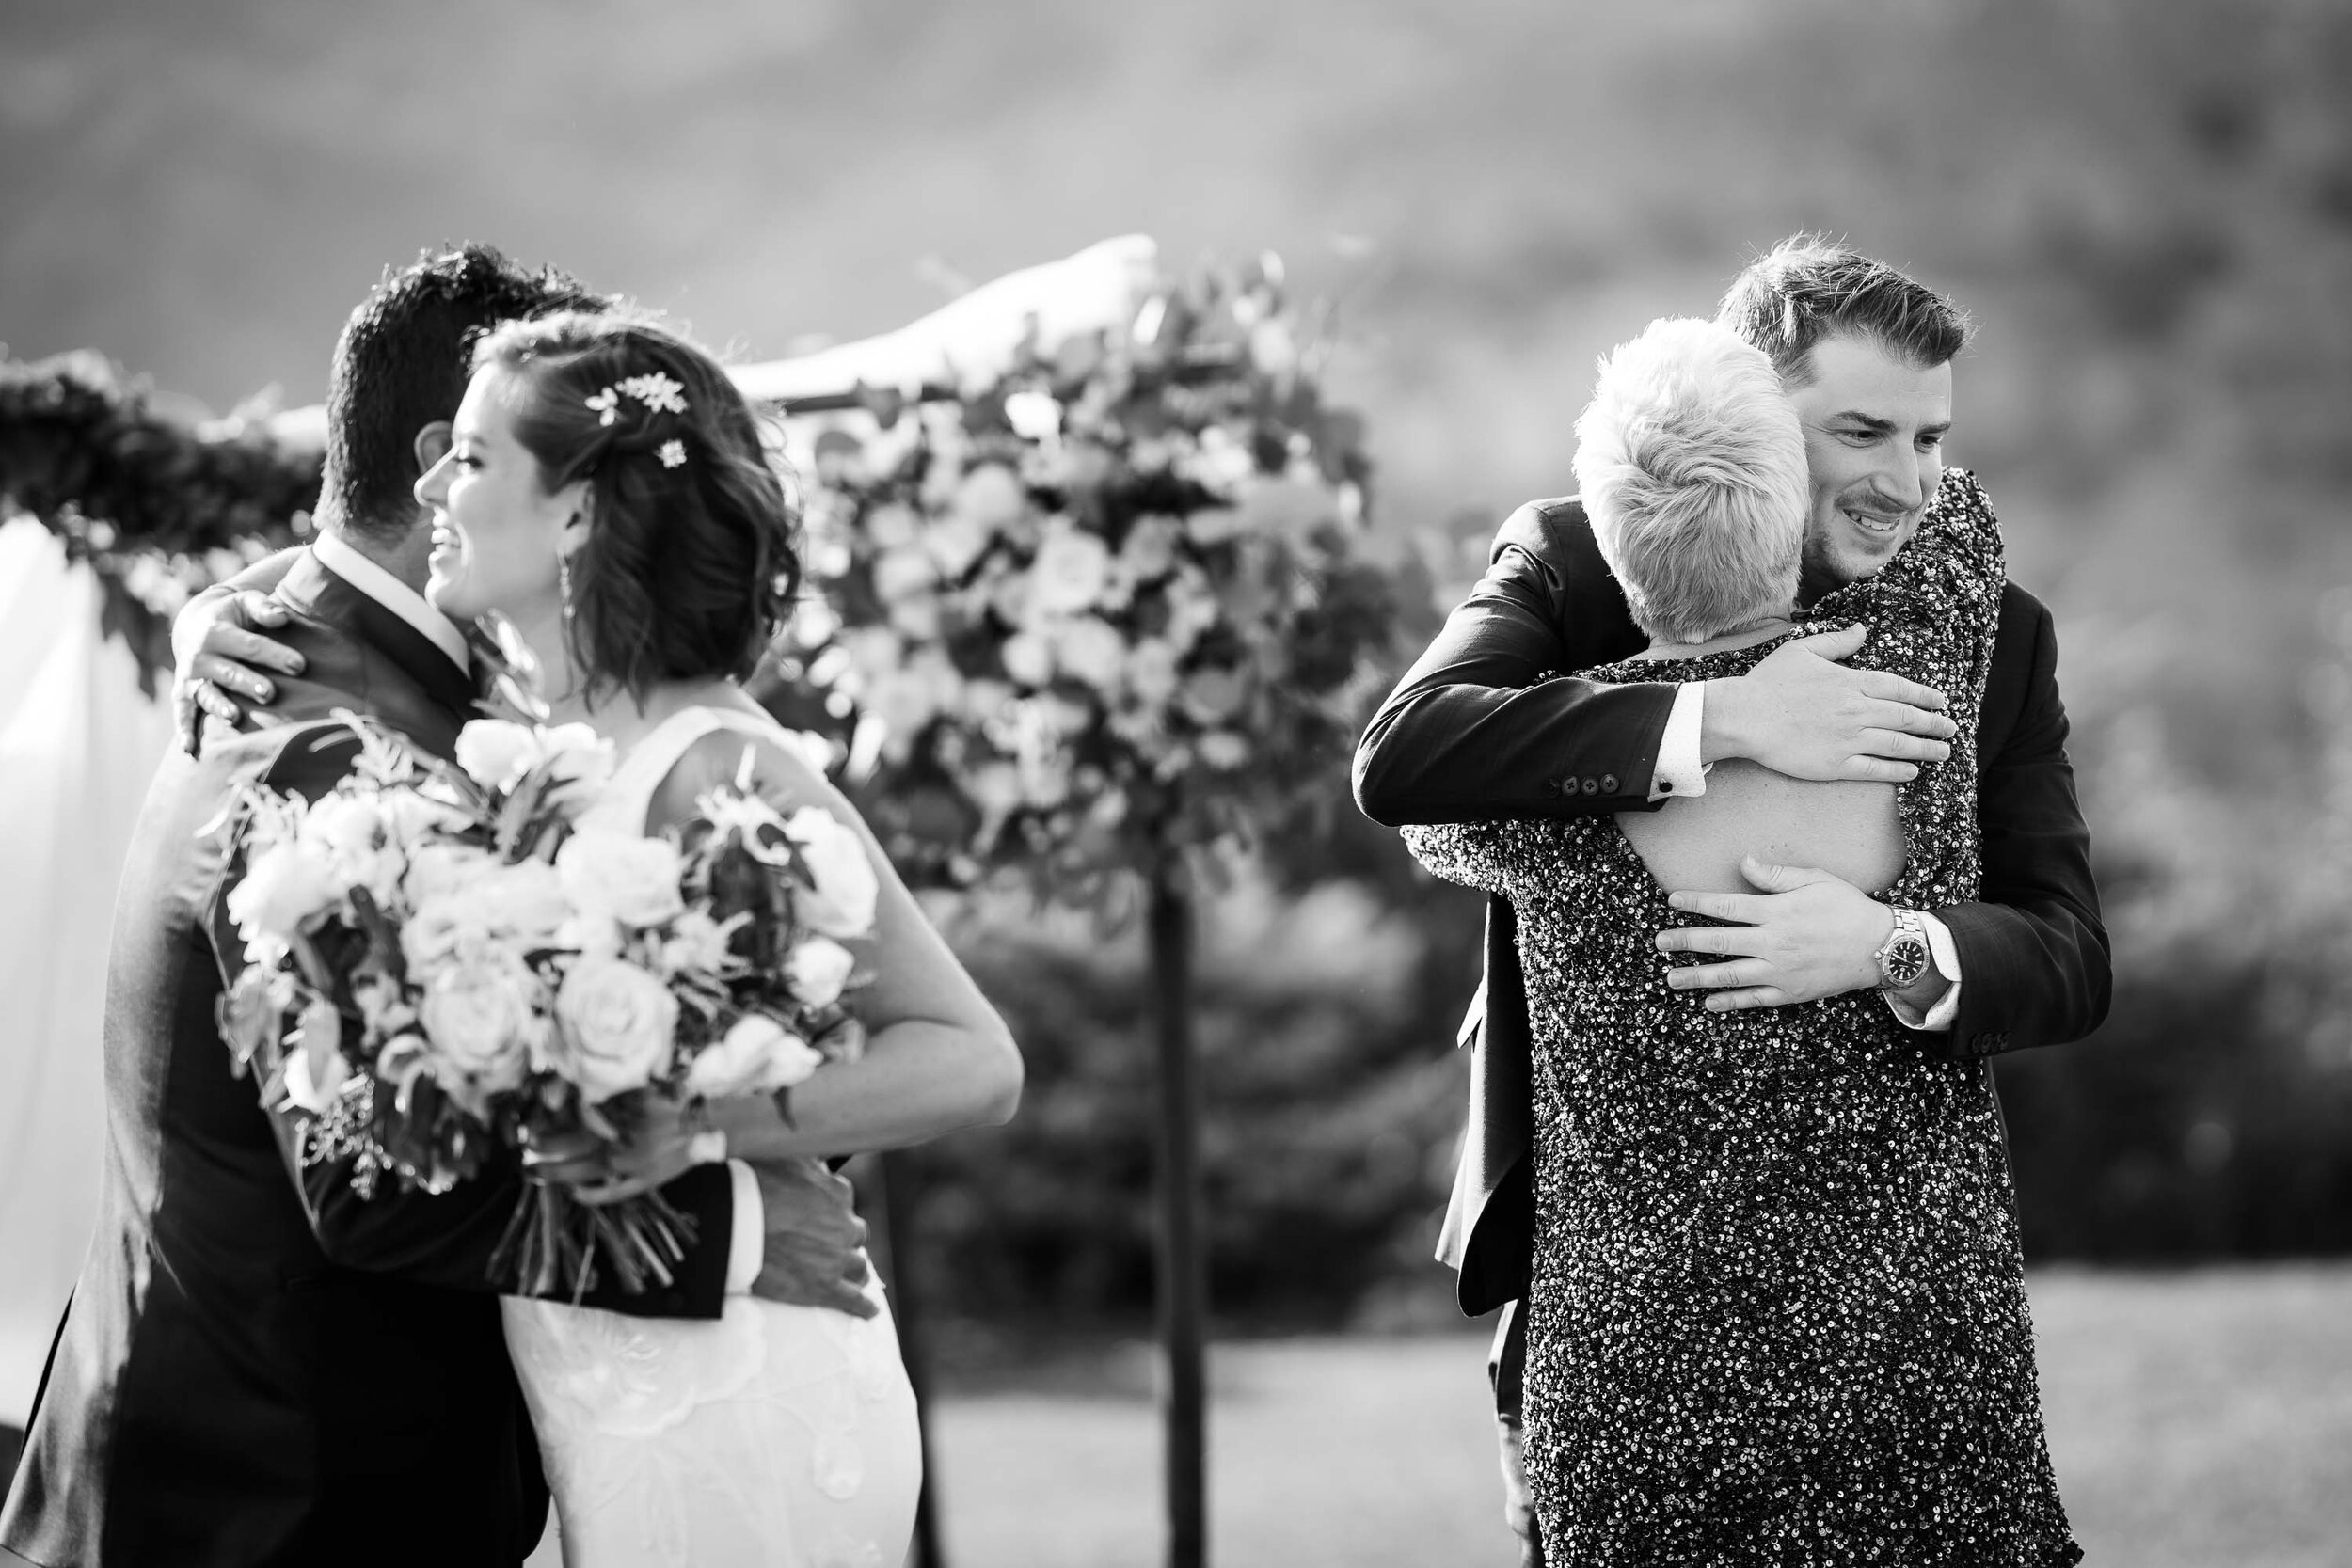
xmin=413 ymin=307 xmax=1019 ymax=1567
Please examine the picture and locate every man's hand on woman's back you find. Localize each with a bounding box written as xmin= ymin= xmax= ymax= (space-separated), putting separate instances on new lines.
xmin=1700 ymin=624 xmax=1957 ymax=784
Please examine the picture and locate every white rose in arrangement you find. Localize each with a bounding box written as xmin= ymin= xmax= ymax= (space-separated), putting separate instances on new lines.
xmin=954 ymin=462 xmax=1028 ymax=533
xmin=1182 ymin=505 xmax=1248 ymax=546
xmin=866 ymin=501 xmax=921 ymax=551
xmin=227 ymin=841 xmax=342 ymax=962
xmin=1119 ymin=515 xmax=1184 ymax=580
xmin=417 ymin=952 xmax=540 ymax=1098
xmin=551 ymin=956 xmax=679 ymax=1103
xmin=1000 ymin=630 xmax=1054 ymax=688
xmin=784 ymin=937 xmax=857 ymax=1007
xmin=869 ymin=668 xmax=947 ymax=753
xmin=1050 ymin=616 xmax=1128 ymax=694
xmin=924 ymin=509 xmax=993 ymax=579
xmin=685 ymin=1013 xmax=822 ymax=1100
xmin=968 ymin=761 xmax=1023 ymax=821
xmin=453 ymin=721 xmax=539 ymax=791
xmin=888 ymin=591 xmax=943 ymax=642
xmin=556 ymin=832 xmax=687 ymax=928
xmin=1124 ymin=638 xmax=1183 ymax=708
xmin=1198 ymin=731 xmax=1251 ymax=770
xmin=1003 ymin=390 xmax=1063 ymax=442
xmin=1030 ymin=523 xmax=1114 ymax=616
xmin=873 ymin=546 xmax=938 ymax=605
xmin=782 ymin=807 xmax=880 ymax=938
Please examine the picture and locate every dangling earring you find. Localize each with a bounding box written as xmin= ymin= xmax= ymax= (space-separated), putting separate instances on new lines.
xmin=559 ymin=551 xmax=576 ymax=626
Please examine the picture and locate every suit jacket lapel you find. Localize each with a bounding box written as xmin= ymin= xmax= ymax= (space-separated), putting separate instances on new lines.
xmin=276 ymin=548 xmax=477 ymax=721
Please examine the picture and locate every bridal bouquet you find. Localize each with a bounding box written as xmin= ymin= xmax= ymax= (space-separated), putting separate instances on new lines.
xmin=213 ymin=711 xmax=880 ymax=1296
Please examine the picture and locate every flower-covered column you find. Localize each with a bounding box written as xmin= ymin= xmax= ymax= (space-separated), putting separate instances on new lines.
xmin=774 ymin=251 xmax=1398 ymax=1568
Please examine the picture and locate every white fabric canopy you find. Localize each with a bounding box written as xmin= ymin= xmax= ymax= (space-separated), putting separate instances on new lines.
xmin=264 ymin=234 xmax=1162 ymax=452
xmin=0 ymin=517 xmax=174 ymax=1425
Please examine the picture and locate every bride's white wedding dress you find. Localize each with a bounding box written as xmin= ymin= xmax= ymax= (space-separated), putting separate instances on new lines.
xmin=505 ymin=705 xmax=921 ymax=1568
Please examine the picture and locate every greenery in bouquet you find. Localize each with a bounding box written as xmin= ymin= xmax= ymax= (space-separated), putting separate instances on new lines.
xmin=213 ymin=710 xmax=879 ymax=1297
xmin=770 ymin=256 xmax=1400 ymax=914
xmin=0 ymin=352 xmax=321 ymax=688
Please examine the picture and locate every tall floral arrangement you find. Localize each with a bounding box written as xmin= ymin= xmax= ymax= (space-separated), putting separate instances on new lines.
xmin=768 ymin=256 xmax=1397 ymax=910
xmin=756 ymin=254 xmax=1399 ymax=1568
xmin=0 ymin=353 xmax=320 ymax=687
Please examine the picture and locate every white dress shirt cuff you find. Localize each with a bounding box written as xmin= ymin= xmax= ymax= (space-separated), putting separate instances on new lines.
xmin=724 ymin=1157 xmax=763 ymax=1294
xmin=1883 ymin=911 xmax=1964 ymax=1032
xmin=1648 ymin=683 xmax=1709 ymax=801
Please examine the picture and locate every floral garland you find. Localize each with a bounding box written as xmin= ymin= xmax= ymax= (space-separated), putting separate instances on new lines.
xmin=0 ymin=351 xmax=319 ymax=689
xmin=765 ymin=258 xmax=1399 ymax=907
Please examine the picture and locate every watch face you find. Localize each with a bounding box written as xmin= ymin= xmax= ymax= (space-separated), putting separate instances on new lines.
xmin=1881 ymin=937 xmax=1931 ymax=989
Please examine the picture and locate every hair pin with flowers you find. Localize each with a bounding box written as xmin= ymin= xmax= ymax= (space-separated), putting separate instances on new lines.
xmin=584 ymin=372 xmax=691 ymax=426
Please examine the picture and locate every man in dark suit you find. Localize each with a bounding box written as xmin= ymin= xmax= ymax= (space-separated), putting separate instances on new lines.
xmin=2 ymin=246 xmax=872 ymax=1568
xmin=1353 ymin=238 xmax=2109 ymax=1565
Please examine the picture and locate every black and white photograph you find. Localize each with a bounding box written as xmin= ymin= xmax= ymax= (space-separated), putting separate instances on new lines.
xmin=3 ymin=2 xmax=2349 ymax=1564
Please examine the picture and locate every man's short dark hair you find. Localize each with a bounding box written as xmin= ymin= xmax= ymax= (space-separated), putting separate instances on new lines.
xmin=1716 ymin=234 xmax=1973 ymax=388
xmin=321 ymin=245 xmax=607 ymax=545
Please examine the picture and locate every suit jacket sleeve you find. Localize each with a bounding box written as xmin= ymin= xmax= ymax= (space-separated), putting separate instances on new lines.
xmin=207 ymin=724 xmax=735 ymax=1319
xmin=1354 ymin=499 xmax=1677 ymax=826
xmin=1935 ymin=594 xmax=2112 ymax=1059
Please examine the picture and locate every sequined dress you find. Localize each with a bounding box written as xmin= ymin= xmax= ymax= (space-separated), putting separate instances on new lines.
xmin=1406 ymin=472 xmax=2078 ymax=1565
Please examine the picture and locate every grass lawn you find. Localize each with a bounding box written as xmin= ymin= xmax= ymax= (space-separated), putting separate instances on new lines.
xmin=921 ymin=1265 xmax=2352 ymax=1567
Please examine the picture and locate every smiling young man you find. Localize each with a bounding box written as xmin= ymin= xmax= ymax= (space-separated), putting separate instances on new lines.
xmin=1353 ymin=236 xmax=2108 ymax=1567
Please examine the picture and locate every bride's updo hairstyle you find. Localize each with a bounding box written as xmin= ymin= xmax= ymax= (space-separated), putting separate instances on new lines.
xmin=1571 ymin=317 xmax=1806 ymax=646
xmin=472 ymin=309 xmax=799 ymax=702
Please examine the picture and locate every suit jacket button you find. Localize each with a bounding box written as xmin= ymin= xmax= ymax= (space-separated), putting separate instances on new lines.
xmin=1547 ymin=777 xmax=1567 ymax=795
xmin=1599 ymin=773 xmax=1620 ymax=794
xmin=1580 ymin=776 xmax=1600 ymax=796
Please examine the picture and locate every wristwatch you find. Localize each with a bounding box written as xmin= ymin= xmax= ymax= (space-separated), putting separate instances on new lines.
xmin=1874 ymin=907 xmax=1932 ymax=990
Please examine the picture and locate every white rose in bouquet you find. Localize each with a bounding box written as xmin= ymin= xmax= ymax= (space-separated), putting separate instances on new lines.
xmin=535 ymin=723 xmax=617 ymax=793
xmin=783 ymin=936 xmax=857 ymax=1007
xmin=417 ymin=951 xmax=540 ymax=1100
xmin=555 ymin=832 xmax=687 ymax=929
xmin=297 ymin=794 xmax=403 ymax=908
xmin=454 ymin=720 xmax=616 ymax=795
xmin=684 ymin=1013 xmax=822 ymax=1099
xmin=401 ymin=842 xmax=497 ymax=907
xmin=454 ymin=720 xmax=540 ymax=791
xmin=782 ymin=808 xmax=879 ymax=938
xmin=226 ymin=841 xmax=342 ymax=963
xmin=551 ymin=956 xmax=679 ymax=1103
xmin=471 ymin=859 xmax=574 ymax=946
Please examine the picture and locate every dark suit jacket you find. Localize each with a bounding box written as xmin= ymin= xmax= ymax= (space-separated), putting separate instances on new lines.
xmin=1354 ymin=493 xmax=2111 ymax=1316
xmin=2 ymin=550 xmax=736 ymax=1568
